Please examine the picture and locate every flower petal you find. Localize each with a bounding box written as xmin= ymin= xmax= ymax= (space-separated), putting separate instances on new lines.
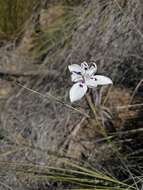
xmin=86 ymin=63 xmax=97 ymax=76
xmin=81 ymin=61 xmax=89 ymax=74
xmin=71 ymin=73 xmax=83 ymax=82
xmin=94 ymin=75 xmax=113 ymax=86
xmin=85 ymin=77 xmax=98 ymax=88
xmin=69 ymin=82 xmax=87 ymax=102
xmin=68 ymin=64 xmax=82 ymax=74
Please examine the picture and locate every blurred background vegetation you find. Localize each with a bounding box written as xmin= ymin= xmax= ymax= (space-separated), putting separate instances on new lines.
xmin=0 ymin=0 xmax=38 ymax=38
xmin=0 ymin=0 xmax=143 ymax=190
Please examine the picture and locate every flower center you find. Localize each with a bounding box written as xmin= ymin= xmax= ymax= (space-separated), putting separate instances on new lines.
xmin=84 ymin=73 xmax=91 ymax=81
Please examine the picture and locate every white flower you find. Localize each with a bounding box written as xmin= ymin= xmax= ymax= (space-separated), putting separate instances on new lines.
xmin=68 ymin=61 xmax=113 ymax=102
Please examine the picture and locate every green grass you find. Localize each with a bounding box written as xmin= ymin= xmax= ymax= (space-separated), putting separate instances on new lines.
xmin=0 ymin=159 xmax=136 ymax=190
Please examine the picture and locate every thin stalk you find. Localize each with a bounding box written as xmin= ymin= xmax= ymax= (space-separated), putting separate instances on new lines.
xmin=85 ymin=93 xmax=106 ymax=136
xmin=16 ymin=82 xmax=90 ymax=118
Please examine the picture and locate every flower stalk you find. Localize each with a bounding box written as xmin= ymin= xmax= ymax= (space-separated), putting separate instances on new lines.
xmin=68 ymin=61 xmax=113 ymax=135
xmin=85 ymin=92 xmax=107 ymax=136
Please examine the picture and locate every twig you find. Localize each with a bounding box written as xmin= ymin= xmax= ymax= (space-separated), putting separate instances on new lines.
xmin=59 ymin=117 xmax=86 ymax=153
xmin=0 ymin=68 xmax=59 ymax=78
xmin=117 ymin=103 xmax=143 ymax=110
xmin=111 ymin=128 xmax=143 ymax=136
xmin=0 ymin=181 xmax=14 ymax=190
xmin=103 ymin=86 xmax=113 ymax=105
xmin=16 ymin=82 xmax=90 ymax=118
xmin=119 ymin=79 xmax=143 ymax=128
xmin=129 ymin=79 xmax=143 ymax=104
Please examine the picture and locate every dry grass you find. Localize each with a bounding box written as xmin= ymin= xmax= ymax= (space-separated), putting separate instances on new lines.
xmin=0 ymin=0 xmax=38 ymax=38
xmin=0 ymin=0 xmax=143 ymax=189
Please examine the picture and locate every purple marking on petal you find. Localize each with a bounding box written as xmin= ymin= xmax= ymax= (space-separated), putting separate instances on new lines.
xmin=79 ymin=84 xmax=83 ymax=87
xmin=94 ymin=78 xmax=97 ymax=81
xmin=73 ymin=71 xmax=81 ymax=75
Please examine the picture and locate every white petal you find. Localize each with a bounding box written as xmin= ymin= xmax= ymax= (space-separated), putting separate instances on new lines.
xmin=71 ymin=73 xmax=83 ymax=82
xmin=86 ymin=63 xmax=97 ymax=76
xmin=69 ymin=82 xmax=87 ymax=102
xmin=81 ymin=61 xmax=89 ymax=68
xmin=81 ymin=61 xmax=89 ymax=74
xmin=94 ymin=75 xmax=113 ymax=86
xmin=68 ymin=64 xmax=82 ymax=74
xmin=85 ymin=77 xmax=98 ymax=88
